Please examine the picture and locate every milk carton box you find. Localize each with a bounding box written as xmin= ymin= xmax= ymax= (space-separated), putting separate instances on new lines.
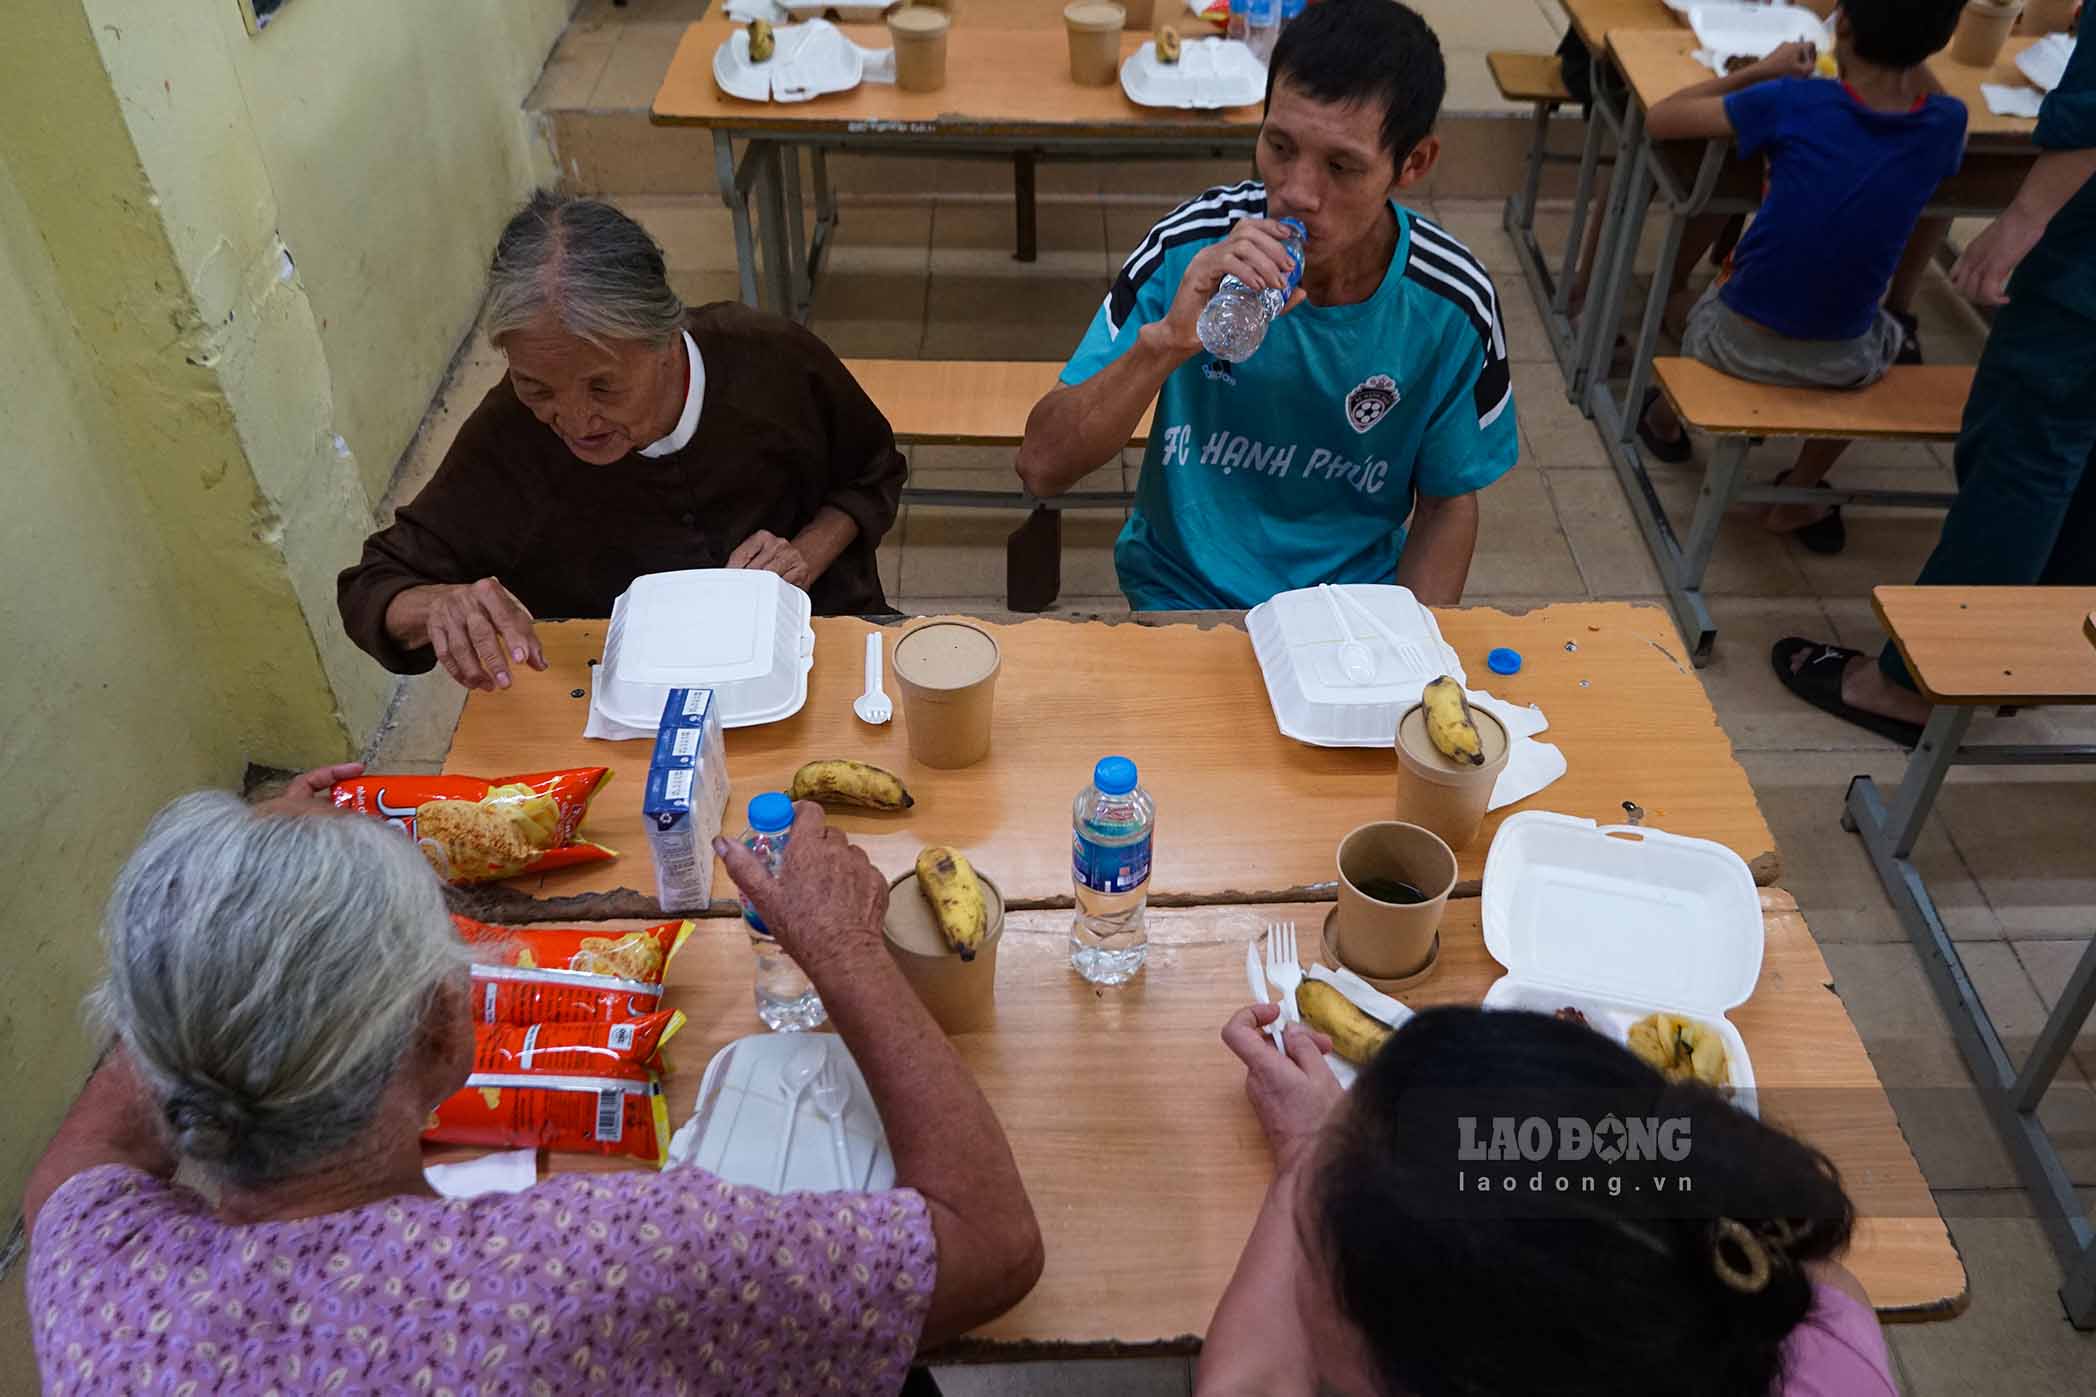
xmin=644 ymin=689 xmax=729 ymax=911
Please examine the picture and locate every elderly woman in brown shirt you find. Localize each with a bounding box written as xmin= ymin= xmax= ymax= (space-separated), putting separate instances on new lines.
xmin=338 ymin=192 xmax=905 ymax=691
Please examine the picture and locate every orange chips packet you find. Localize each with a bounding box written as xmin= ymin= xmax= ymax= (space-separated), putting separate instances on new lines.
xmin=454 ymin=915 xmax=694 ymax=1024
xmin=425 ymin=1010 xmax=684 ymax=1165
xmin=331 ymin=768 xmax=613 ymax=885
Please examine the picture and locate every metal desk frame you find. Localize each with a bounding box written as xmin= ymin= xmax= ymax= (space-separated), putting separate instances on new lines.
xmin=1845 ymin=707 xmax=2096 ymax=1328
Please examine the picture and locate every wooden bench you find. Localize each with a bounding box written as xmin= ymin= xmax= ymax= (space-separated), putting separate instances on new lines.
xmin=1626 ymin=358 xmax=1975 ymax=664
xmin=843 ymin=358 xmax=1146 ymax=612
xmin=1844 ymin=586 xmax=2096 ymax=1326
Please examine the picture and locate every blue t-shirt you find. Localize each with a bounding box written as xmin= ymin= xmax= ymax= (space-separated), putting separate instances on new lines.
xmin=1720 ymin=79 xmax=1967 ymax=341
xmin=1060 ymin=183 xmax=1520 ymax=611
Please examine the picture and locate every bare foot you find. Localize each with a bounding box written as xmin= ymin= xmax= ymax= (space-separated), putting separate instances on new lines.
xmin=1764 ymin=502 xmax=1834 ymax=535
xmin=1840 ymin=656 xmax=1933 ymax=727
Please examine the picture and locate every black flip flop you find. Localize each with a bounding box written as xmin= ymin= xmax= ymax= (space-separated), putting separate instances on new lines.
xmin=1770 ymin=638 xmax=1923 ymax=747
xmin=1770 ymin=469 xmax=1846 ymax=555
xmin=1637 ymin=389 xmax=1694 ymax=465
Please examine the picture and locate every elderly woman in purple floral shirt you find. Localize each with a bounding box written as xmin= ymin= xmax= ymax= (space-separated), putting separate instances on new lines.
xmin=23 ymin=769 xmax=1042 ymax=1395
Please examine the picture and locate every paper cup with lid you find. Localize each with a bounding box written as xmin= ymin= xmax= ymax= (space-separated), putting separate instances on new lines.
xmin=883 ymin=867 xmax=1006 ymax=1033
xmin=1393 ymin=701 xmax=1510 ymax=853
xmin=888 ymin=5 xmax=951 ymax=92
xmin=1064 ymin=2 xmax=1126 ymax=86
xmin=892 ymin=620 xmax=1001 ymax=768
xmin=1948 ymin=0 xmax=2020 ymax=67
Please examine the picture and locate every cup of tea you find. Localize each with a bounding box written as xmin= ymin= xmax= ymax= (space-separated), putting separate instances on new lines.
xmin=892 ymin=621 xmax=1001 ymax=768
xmin=1331 ymin=821 xmax=1456 ymax=982
xmin=1393 ymin=702 xmax=1510 ymax=853
xmin=1064 ymin=2 xmax=1126 ymax=87
xmin=883 ymin=868 xmax=1006 ymax=1033
xmin=888 ymin=6 xmax=952 ymax=92
xmin=1948 ymin=0 xmax=2021 ymax=68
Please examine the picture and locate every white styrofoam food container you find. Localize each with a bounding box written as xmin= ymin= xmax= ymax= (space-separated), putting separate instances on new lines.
xmin=599 ymin=569 xmax=815 ymax=730
xmin=2017 ymin=33 xmax=2073 ymax=94
xmin=713 ymin=20 xmax=864 ymax=103
xmin=1688 ymin=4 xmax=1831 ymax=60
xmin=1247 ymin=584 xmax=1464 ymax=747
xmin=1480 ymin=812 xmax=1763 ymax=1112
xmin=667 ymin=1033 xmax=895 ymax=1191
xmin=1121 ymin=38 xmax=1266 ymax=110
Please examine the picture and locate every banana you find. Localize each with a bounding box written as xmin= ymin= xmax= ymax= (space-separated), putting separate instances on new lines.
xmin=788 ymin=759 xmax=914 ymax=812
xmin=1626 ymin=1012 xmax=1729 ymax=1088
xmin=915 ymin=846 xmax=988 ymax=960
xmin=1295 ymin=981 xmax=1395 ymax=1065
xmin=1420 ymin=675 xmax=1484 ymax=767
xmin=1155 ymin=26 xmax=1182 ymax=64
xmin=748 ymin=18 xmax=775 ymax=62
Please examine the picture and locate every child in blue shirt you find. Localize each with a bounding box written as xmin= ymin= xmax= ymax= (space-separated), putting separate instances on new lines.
xmin=1014 ymin=0 xmax=1517 ymax=611
xmin=1638 ymin=0 xmax=1968 ymax=555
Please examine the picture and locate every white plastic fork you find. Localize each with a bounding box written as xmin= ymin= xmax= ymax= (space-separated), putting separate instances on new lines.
xmin=1264 ymin=922 xmax=1303 ymax=1031
xmin=852 ymin=632 xmax=892 ymax=725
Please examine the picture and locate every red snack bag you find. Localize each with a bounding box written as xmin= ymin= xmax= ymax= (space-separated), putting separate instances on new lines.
xmin=331 ymin=768 xmax=613 ymax=885
xmin=425 ymin=1010 xmax=684 ymax=1165
xmin=454 ymin=915 xmax=694 ymax=1024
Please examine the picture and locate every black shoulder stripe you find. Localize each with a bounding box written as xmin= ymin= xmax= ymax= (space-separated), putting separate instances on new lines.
xmin=1403 ymin=216 xmax=1512 ymax=430
xmin=1105 ymin=183 xmax=1267 ymax=337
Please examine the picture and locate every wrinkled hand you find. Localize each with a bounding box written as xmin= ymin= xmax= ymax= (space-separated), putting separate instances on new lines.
xmin=252 ymin=763 xmax=365 ymax=818
xmin=1747 ymin=41 xmax=1817 ymax=83
xmin=714 ymin=803 xmax=889 ymax=973
xmin=1222 ymin=1004 xmax=1343 ymax=1171
xmin=1950 ymin=205 xmax=2046 ymax=306
xmin=726 ymin=530 xmax=813 ymax=588
xmin=1156 ymin=219 xmax=1308 ymax=357
xmin=424 ymin=579 xmax=546 ymax=692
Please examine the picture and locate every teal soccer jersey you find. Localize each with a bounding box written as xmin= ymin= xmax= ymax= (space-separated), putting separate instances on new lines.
xmin=1061 ymin=182 xmax=1520 ymax=610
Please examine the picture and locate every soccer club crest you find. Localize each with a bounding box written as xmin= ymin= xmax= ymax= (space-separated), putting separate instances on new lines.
xmin=1344 ymin=373 xmax=1399 ymax=434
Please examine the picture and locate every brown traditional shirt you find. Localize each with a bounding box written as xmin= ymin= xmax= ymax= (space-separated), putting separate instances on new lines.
xmin=338 ymin=303 xmax=904 ymax=674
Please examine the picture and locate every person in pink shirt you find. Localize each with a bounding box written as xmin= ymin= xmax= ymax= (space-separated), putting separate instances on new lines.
xmin=23 ymin=770 xmax=1042 ymax=1395
xmin=1198 ymin=1004 xmax=1897 ymax=1397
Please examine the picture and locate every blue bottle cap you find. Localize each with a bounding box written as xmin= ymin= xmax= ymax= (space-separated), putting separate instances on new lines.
xmin=1487 ymin=647 xmax=1523 ymax=676
xmin=748 ymin=791 xmax=795 ymax=832
xmin=1093 ymin=756 xmax=1138 ymax=796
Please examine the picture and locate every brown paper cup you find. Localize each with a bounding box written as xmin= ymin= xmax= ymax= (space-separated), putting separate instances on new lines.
xmin=1394 ymin=703 xmax=1511 ymax=853
xmin=888 ymin=7 xmax=950 ymax=93
xmin=884 ymin=869 xmax=1005 ymax=1033
xmin=1121 ymin=0 xmax=1156 ymax=27
xmin=2024 ymin=0 xmax=2078 ymax=33
xmin=1065 ymin=2 xmax=1126 ymax=87
xmin=1333 ymin=822 xmax=1456 ymax=981
xmin=1949 ymin=0 xmax=2021 ymax=66
xmin=893 ymin=621 xmax=1001 ymax=768
xmin=1323 ymin=906 xmax=1441 ymax=995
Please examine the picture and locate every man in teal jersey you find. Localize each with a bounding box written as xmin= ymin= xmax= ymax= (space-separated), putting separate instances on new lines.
xmin=1016 ymin=0 xmax=1518 ymax=611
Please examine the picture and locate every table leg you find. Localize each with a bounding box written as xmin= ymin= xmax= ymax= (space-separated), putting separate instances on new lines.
xmin=1552 ymin=90 xmax=1612 ymax=320
xmin=1570 ymin=101 xmax=1647 ymax=410
xmin=1611 ymin=199 xmax=1691 ymax=452
xmin=756 ymin=142 xmax=794 ymax=319
xmin=1006 ymin=504 xmax=1063 ymax=613
xmin=1886 ymin=706 xmax=1973 ymax=858
xmin=1507 ymin=100 xmax=1554 ymax=236
xmin=714 ymin=131 xmax=761 ymax=311
xmin=782 ymin=147 xmax=810 ymax=321
xmin=1014 ymin=152 xmax=1039 ymax=264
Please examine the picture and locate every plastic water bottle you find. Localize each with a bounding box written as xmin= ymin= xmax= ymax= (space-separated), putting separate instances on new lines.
xmin=739 ymin=792 xmax=826 ymax=1031
xmin=1245 ymin=0 xmax=1281 ymax=63
xmin=1195 ymin=217 xmax=1305 ymax=363
xmin=1070 ymin=756 xmax=1155 ymax=985
xmin=1226 ymin=0 xmax=1250 ymax=42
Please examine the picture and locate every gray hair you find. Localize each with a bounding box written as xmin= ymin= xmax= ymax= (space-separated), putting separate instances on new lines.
xmin=482 ymin=189 xmax=688 ymax=350
xmin=93 ymin=792 xmax=471 ymax=1186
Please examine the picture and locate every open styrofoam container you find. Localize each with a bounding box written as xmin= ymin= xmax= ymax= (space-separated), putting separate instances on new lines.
xmin=1688 ymin=4 xmax=1830 ymax=59
xmin=712 ymin=19 xmax=865 ymax=103
xmin=1247 ymin=584 xmax=1465 ymax=747
xmin=1121 ymin=38 xmax=1266 ymax=110
xmin=598 ymin=569 xmax=815 ymax=730
xmin=668 ymin=1033 xmax=894 ymax=1192
xmin=2018 ymin=32 xmax=2073 ymax=95
xmin=1480 ymin=812 xmax=1763 ymax=1112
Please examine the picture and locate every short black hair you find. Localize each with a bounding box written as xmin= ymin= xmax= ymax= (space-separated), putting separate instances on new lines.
xmin=1843 ymin=0 xmax=1967 ymax=69
xmin=1265 ymin=0 xmax=1446 ymax=174
xmin=1315 ymin=1007 xmax=1857 ymax=1397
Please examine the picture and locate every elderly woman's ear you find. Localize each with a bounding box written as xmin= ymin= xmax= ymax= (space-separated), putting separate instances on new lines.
xmin=412 ymin=970 xmax=479 ymax=1110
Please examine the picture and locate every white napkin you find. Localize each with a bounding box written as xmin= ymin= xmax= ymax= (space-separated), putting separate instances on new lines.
xmin=583 ymin=666 xmax=655 ymax=742
xmin=424 ymin=1148 xmax=538 ymax=1199
xmin=1981 ymin=83 xmax=2046 ymax=119
xmin=853 ymin=43 xmax=896 ymax=85
xmin=724 ymin=0 xmax=789 ymax=20
xmin=1467 ymin=691 xmax=1569 ymax=812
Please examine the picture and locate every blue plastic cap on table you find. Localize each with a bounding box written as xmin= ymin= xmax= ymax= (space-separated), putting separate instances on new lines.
xmin=1093 ymin=756 xmax=1138 ymax=795
xmin=1488 ymin=647 xmax=1524 ymax=676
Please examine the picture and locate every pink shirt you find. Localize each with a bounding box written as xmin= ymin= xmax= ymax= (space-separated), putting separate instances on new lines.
xmin=29 ymin=1164 xmax=936 ymax=1396
xmin=1780 ymin=1281 xmax=1899 ymax=1396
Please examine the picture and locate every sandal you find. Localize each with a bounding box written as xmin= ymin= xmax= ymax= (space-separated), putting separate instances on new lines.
xmin=1770 ymin=638 xmax=1923 ymax=747
xmin=1637 ymin=389 xmax=1694 ymax=466
xmin=1769 ymin=469 xmax=1846 ymax=555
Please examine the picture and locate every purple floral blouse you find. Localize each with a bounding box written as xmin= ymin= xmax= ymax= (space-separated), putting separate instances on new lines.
xmin=29 ymin=1164 xmax=937 ymax=1395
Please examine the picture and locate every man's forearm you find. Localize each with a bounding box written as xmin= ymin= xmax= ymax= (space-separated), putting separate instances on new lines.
xmin=1194 ymin=1160 xmax=1320 ymax=1397
xmin=1016 ymin=326 xmax=1188 ymax=497
xmin=2013 ymin=148 xmax=2096 ymax=231
xmin=1395 ymin=491 xmax=1480 ymax=607
xmin=792 ymin=504 xmax=861 ymax=581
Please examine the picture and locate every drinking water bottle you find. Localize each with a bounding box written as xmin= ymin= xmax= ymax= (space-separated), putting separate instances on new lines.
xmin=1070 ymin=756 xmax=1155 ymax=985
xmin=1195 ymin=216 xmax=1306 ymax=363
xmin=1245 ymin=0 xmax=1281 ymax=62
xmin=739 ymin=792 xmax=826 ymax=1031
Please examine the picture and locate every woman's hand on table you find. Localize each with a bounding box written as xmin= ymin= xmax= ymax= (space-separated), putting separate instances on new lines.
xmin=726 ymin=529 xmax=814 ymax=589
xmin=251 ymin=763 xmax=365 ymax=818
xmin=1222 ymin=1004 xmax=1342 ymax=1174
xmin=715 ymin=802 xmax=889 ymax=974
xmin=388 ymin=579 xmax=547 ymax=692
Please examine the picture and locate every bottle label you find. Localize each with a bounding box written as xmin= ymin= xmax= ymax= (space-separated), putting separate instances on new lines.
xmin=1074 ymin=831 xmax=1152 ymax=895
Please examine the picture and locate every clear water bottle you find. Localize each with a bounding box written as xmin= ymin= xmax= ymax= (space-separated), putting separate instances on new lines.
xmin=1195 ymin=216 xmax=1305 ymax=363
xmin=1226 ymin=0 xmax=1250 ymax=43
xmin=740 ymin=792 xmax=826 ymax=1031
xmin=1070 ymin=756 xmax=1155 ymax=985
xmin=1245 ymin=0 xmax=1281 ymax=63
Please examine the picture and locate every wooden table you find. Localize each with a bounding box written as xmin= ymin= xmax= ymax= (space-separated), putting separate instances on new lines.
xmin=1875 ymin=586 xmax=2096 ymax=706
xmin=652 ymin=16 xmax=1261 ymax=317
xmin=440 ymin=605 xmax=1779 ymax=917
xmin=1562 ymin=0 xmax=1678 ymax=54
xmin=489 ymin=889 xmax=1963 ymax=1347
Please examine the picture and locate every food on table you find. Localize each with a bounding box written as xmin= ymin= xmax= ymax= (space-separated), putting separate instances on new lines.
xmin=1421 ymin=675 xmax=1485 ymax=767
xmin=788 ymin=758 xmax=915 ymax=811
xmin=425 ymin=1009 xmax=684 ymax=1164
xmin=915 ymin=845 xmax=988 ymax=961
xmin=331 ymin=768 xmax=613 ymax=885
xmin=748 ymin=18 xmax=776 ymax=62
xmin=1555 ymin=1005 xmax=1588 ymax=1026
xmin=1156 ymin=26 xmax=1183 ymax=63
xmin=1296 ymin=981 xmax=1396 ymax=1064
xmin=453 ymin=915 xmax=694 ymax=1023
xmin=1627 ymin=1011 xmax=1730 ymax=1088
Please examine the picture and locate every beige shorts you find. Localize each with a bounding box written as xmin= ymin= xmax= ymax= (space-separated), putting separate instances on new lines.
xmin=1679 ymin=282 xmax=1904 ymax=391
